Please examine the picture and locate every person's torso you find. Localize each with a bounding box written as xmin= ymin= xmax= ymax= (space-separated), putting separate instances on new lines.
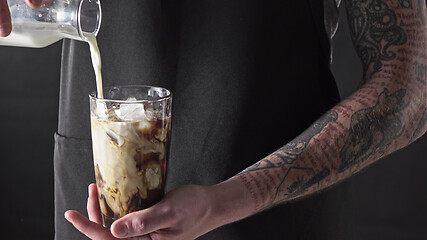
xmin=58 ymin=1 xmax=340 ymax=239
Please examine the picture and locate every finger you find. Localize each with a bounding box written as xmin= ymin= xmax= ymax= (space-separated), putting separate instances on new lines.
xmin=65 ymin=210 xmax=117 ymax=240
xmin=0 ymin=0 xmax=11 ymax=37
xmin=24 ymin=0 xmax=44 ymax=9
xmin=110 ymin=203 xmax=174 ymax=238
xmin=87 ymin=183 xmax=103 ymax=224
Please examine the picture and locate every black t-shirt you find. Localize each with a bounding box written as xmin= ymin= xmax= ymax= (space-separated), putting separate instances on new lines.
xmin=54 ymin=1 xmax=340 ymax=239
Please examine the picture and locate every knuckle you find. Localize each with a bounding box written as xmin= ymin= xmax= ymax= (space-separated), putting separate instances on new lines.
xmin=166 ymin=205 xmax=183 ymax=227
xmin=132 ymin=216 xmax=147 ymax=234
xmin=162 ymin=203 xmax=177 ymax=218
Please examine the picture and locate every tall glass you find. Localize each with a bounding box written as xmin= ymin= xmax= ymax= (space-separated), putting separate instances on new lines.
xmin=89 ymin=85 xmax=172 ymax=228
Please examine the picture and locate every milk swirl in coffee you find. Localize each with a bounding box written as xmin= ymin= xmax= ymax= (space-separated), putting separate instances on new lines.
xmin=90 ymin=105 xmax=171 ymax=227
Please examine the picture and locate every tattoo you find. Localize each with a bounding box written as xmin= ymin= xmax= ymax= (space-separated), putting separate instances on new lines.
xmin=339 ymin=88 xmax=408 ymax=172
xmin=414 ymin=61 xmax=427 ymax=84
xmin=275 ymin=167 xmax=330 ymax=202
xmin=410 ymin=108 xmax=427 ymax=142
xmin=398 ymin=0 xmax=413 ymax=9
xmin=345 ymin=0 xmax=408 ymax=80
xmin=241 ymin=111 xmax=338 ymax=173
xmin=419 ymin=0 xmax=426 ymax=26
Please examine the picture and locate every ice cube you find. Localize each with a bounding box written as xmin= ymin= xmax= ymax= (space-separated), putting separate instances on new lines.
xmin=143 ymin=108 xmax=164 ymax=121
xmin=94 ymin=101 xmax=108 ymax=119
xmin=145 ymin=161 xmax=161 ymax=190
xmin=155 ymin=127 xmax=168 ymax=142
xmin=137 ymin=120 xmax=152 ymax=132
xmin=115 ymin=100 xmax=146 ymax=121
xmin=106 ymin=129 xmax=124 ymax=147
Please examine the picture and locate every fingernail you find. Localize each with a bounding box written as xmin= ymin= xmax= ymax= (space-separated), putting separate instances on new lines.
xmin=0 ymin=23 xmax=11 ymax=37
xmin=64 ymin=211 xmax=70 ymax=221
xmin=114 ymin=223 xmax=129 ymax=237
xmin=88 ymin=185 xmax=91 ymax=196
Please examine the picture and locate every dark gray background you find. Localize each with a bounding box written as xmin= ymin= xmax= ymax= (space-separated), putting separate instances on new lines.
xmin=0 ymin=4 xmax=426 ymax=239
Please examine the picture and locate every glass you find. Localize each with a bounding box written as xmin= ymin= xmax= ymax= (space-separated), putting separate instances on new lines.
xmin=89 ymin=85 xmax=172 ymax=228
xmin=0 ymin=0 xmax=102 ymax=48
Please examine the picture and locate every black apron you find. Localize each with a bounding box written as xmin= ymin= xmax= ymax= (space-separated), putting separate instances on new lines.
xmin=54 ymin=0 xmax=340 ymax=239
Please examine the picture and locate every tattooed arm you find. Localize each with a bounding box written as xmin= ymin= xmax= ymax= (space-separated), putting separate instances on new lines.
xmin=204 ymin=0 xmax=427 ymax=227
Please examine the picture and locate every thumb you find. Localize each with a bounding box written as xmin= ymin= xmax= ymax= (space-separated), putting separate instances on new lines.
xmin=110 ymin=204 xmax=174 ymax=238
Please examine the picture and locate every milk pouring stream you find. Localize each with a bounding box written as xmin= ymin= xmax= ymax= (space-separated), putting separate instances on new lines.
xmin=86 ymin=34 xmax=103 ymax=98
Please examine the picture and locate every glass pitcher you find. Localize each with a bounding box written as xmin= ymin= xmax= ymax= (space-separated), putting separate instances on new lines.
xmin=0 ymin=0 xmax=101 ymax=48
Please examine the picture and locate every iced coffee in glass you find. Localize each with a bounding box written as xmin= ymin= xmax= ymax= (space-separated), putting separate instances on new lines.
xmin=89 ymin=85 xmax=172 ymax=228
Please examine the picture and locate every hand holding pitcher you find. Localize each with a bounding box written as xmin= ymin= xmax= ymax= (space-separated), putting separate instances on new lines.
xmin=0 ymin=0 xmax=101 ymax=47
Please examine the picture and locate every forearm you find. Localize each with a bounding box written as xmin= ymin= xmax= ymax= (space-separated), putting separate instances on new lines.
xmin=207 ymin=0 xmax=426 ymax=227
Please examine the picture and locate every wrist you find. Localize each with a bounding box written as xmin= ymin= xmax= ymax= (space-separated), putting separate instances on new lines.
xmin=206 ymin=176 xmax=257 ymax=228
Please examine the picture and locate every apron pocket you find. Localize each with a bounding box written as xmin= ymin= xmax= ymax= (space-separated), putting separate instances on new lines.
xmin=53 ymin=132 xmax=94 ymax=240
